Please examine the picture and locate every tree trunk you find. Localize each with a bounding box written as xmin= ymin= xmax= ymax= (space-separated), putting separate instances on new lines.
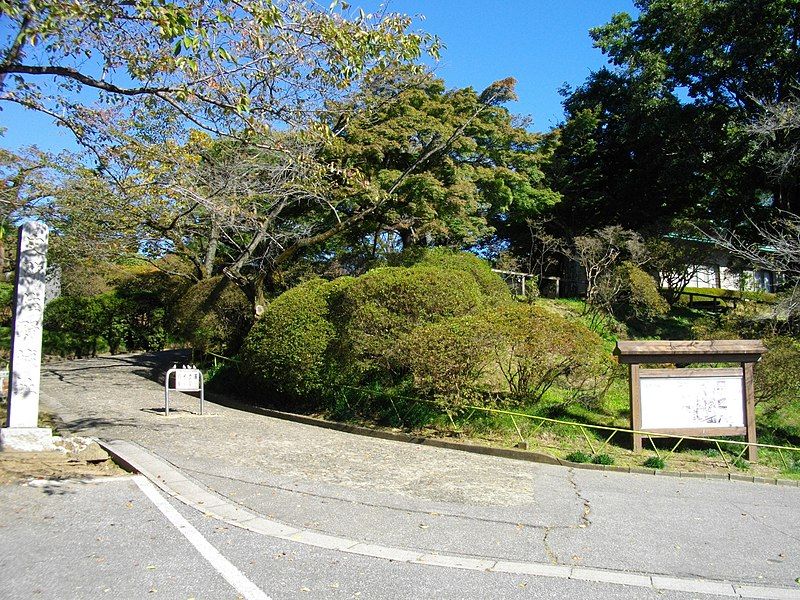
xmin=202 ymin=219 xmax=221 ymax=279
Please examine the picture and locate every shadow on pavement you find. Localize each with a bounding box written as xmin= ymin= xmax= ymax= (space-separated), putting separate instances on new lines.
xmin=44 ymin=350 xmax=192 ymax=386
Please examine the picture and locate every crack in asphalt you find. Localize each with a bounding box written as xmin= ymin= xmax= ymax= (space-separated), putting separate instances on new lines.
xmin=567 ymin=468 xmax=592 ymax=529
xmin=542 ymin=526 xmax=559 ymax=564
xmin=731 ymin=501 xmax=800 ymax=543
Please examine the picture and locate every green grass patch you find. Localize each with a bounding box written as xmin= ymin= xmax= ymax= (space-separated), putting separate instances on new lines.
xmin=591 ymin=453 xmax=615 ymax=465
xmin=643 ymin=456 xmax=666 ymax=469
xmin=565 ymin=450 xmax=591 ymax=463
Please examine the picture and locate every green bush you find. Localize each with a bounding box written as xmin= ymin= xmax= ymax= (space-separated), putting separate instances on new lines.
xmin=43 ymin=295 xmax=107 ymax=357
xmin=114 ymin=269 xmax=187 ymax=351
xmin=0 ymin=282 xmax=13 ymax=326
xmin=171 ymin=276 xmax=251 ymax=355
xmin=396 ymin=248 xmax=511 ymax=306
xmin=566 ymin=450 xmax=591 ymax=463
xmin=612 ymin=262 xmax=669 ymax=322
xmin=487 ymin=304 xmax=611 ymax=403
xmin=755 ymin=336 xmax=800 ymax=415
xmin=395 ymin=303 xmax=611 ymax=406
xmin=393 ymin=313 xmax=495 ymax=402
xmin=643 ymin=456 xmax=666 ymax=469
xmin=239 ymin=261 xmax=503 ymax=408
xmin=592 ymin=454 xmax=614 ymax=465
xmin=329 ymin=266 xmax=486 ymax=380
xmin=239 ymin=258 xmax=611 ymax=415
xmin=43 ymin=268 xmax=185 ymax=356
xmin=239 ymin=278 xmax=349 ymax=408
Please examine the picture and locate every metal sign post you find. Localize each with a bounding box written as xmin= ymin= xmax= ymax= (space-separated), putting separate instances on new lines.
xmin=164 ymin=364 xmax=204 ymax=416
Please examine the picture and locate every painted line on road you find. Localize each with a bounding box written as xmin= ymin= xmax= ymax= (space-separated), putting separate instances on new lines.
xmin=133 ymin=475 xmax=271 ymax=600
xmin=107 ymin=440 xmax=800 ymax=600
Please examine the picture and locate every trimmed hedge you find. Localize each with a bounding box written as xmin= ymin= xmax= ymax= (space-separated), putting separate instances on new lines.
xmin=396 ymin=303 xmax=611 ymax=404
xmin=329 ymin=265 xmax=487 ymax=379
xmin=238 ymin=278 xmax=349 ymax=406
xmin=238 ymin=253 xmax=612 ymax=413
xmin=397 ymin=248 xmax=510 ymax=305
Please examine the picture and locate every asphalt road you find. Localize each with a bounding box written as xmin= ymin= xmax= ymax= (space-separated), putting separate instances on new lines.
xmin=0 ymin=475 xmax=749 ymax=600
xmin=0 ymin=350 xmax=796 ymax=598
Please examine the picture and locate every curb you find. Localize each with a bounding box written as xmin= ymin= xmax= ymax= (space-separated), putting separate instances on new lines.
xmin=98 ymin=438 xmax=800 ymax=600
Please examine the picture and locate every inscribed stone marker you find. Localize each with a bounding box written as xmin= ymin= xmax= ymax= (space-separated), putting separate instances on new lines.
xmin=0 ymin=222 xmax=53 ymax=451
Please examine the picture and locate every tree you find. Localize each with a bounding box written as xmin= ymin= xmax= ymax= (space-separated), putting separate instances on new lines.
xmin=1 ymin=0 xmax=439 ymax=150
xmin=647 ymin=230 xmax=716 ymax=305
xmin=546 ymin=0 xmax=800 ymax=243
xmin=547 ymin=67 xmax=736 ymax=235
xmin=324 ymin=75 xmax=560 ymax=261
xmin=589 ymin=0 xmax=800 ymax=214
xmin=36 ymin=74 xmax=539 ymax=312
xmin=571 ymin=226 xmax=650 ymax=328
xmin=711 ymin=211 xmax=800 ymax=316
xmin=2 ymin=0 xmax=444 ymax=314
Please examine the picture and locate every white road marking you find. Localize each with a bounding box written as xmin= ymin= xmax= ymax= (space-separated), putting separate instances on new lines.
xmin=133 ymin=475 xmax=271 ymax=600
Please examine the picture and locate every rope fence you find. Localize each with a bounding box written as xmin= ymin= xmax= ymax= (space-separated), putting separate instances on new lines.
xmin=337 ymin=385 xmax=800 ymax=471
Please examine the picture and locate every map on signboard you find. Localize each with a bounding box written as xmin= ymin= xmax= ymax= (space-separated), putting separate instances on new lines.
xmin=175 ymin=369 xmax=201 ymax=392
xmin=640 ymin=374 xmax=744 ymax=430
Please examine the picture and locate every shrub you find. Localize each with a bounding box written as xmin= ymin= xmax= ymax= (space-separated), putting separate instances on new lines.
xmin=0 ymin=282 xmax=13 ymax=326
xmin=239 ymin=278 xmax=350 ymax=408
xmin=755 ymin=336 xmax=800 ymax=414
xmin=643 ymin=456 xmax=666 ymax=469
xmin=396 ymin=248 xmax=511 ymax=306
xmin=565 ymin=450 xmax=591 ymax=463
xmin=487 ymin=304 xmax=611 ymax=403
xmin=592 ymin=454 xmax=615 ymax=465
xmin=171 ymin=276 xmax=251 ymax=355
xmin=393 ymin=313 xmax=495 ymax=402
xmin=395 ymin=303 xmax=612 ymax=406
xmin=43 ymin=295 xmax=106 ymax=357
xmin=329 ymin=266 xmax=486 ymax=380
xmin=114 ymin=269 xmax=187 ymax=351
xmin=611 ymin=262 xmax=669 ymax=322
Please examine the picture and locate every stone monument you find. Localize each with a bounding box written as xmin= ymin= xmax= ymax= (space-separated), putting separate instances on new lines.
xmin=0 ymin=222 xmax=54 ymax=451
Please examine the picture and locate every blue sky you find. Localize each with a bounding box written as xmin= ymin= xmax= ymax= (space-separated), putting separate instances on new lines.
xmin=0 ymin=0 xmax=636 ymax=153
xmin=384 ymin=0 xmax=637 ymax=130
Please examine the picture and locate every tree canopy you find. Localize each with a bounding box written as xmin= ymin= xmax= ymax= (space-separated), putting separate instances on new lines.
xmin=547 ymin=0 xmax=800 ymax=240
xmin=0 ymin=0 xmax=439 ymax=149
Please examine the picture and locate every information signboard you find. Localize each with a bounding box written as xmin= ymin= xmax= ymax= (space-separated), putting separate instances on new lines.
xmin=164 ymin=365 xmax=204 ymax=416
xmin=614 ymin=340 xmax=766 ymax=462
xmin=639 ymin=369 xmax=744 ymax=430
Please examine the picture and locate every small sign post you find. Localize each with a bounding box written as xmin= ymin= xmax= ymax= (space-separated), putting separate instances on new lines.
xmin=615 ymin=340 xmax=766 ymax=462
xmin=164 ymin=364 xmax=204 ymax=416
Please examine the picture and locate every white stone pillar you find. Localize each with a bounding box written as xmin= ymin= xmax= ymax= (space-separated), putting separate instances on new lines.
xmin=0 ymin=222 xmax=53 ymax=451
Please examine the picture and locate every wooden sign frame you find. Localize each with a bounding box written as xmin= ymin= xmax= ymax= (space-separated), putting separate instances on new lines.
xmin=614 ymin=340 xmax=766 ymax=462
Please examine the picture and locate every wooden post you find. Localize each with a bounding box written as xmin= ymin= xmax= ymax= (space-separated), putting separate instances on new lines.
xmin=630 ymin=363 xmax=642 ymax=452
xmin=742 ymin=362 xmax=758 ymax=463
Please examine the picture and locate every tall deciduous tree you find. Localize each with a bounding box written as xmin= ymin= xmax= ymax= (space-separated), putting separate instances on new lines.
xmin=38 ymin=76 xmax=550 ymax=311
xmin=0 ymin=0 xmax=439 ymax=149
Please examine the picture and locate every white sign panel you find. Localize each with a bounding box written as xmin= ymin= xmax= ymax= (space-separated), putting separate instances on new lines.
xmin=175 ymin=369 xmax=202 ymax=392
xmin=640 ymin=373 xmax=744 ymax=430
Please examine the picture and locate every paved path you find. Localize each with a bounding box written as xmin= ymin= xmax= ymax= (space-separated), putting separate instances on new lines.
xmin=30 ymin=351 xmax=800 ymax=598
